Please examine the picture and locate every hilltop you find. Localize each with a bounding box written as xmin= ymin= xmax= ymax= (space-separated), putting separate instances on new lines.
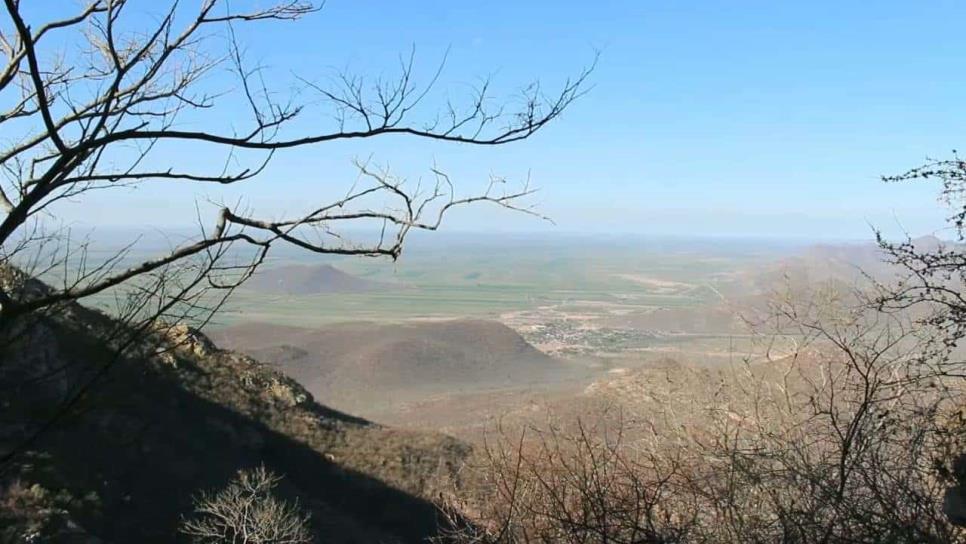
xmin=210 ymin=319 xmax=565 ymax=417
xmin=245 ymin=263 xmax=399 ymax=295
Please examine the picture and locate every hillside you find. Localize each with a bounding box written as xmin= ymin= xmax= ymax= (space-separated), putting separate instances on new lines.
xmin=210 ymin=319 xmax=563 ymax=417
xmin=0 ymin=271 xmax=467 ymax=543
xmin=742 ymin=236 xmax=948 ymax=294
xmin=245 ymin=263 xmax=397 ymax=295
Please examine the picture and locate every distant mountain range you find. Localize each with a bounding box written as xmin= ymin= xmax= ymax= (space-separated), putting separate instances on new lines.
xmin=752 ymin=235 xmax=947 ymax=290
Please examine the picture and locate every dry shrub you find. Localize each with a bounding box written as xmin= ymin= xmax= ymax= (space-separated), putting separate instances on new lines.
xmin=442 ymin=286 xmax=966 ymax=543
xmin=180 ymin=466 xmax=312 ymax=544
xmin=437 ymin=417 xmax=701 ymax=543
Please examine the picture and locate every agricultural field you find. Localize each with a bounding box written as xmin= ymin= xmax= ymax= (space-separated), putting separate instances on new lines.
xmin=74 ymin=233 xmax=806 ymax=363
xmin=214 ymin=235 xmax=785 ymax=329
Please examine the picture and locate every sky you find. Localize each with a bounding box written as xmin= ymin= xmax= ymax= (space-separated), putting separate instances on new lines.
xmin=19 ymin=1 xmax=966 ymax=240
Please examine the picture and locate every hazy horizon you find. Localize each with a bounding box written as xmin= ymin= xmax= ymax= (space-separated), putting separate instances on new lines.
xmin=47 ymin=222 xmax=909 ymax=251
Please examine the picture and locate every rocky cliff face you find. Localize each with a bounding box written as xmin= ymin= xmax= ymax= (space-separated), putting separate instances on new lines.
xmin=0 ymin=273 xmax=469 ymax=543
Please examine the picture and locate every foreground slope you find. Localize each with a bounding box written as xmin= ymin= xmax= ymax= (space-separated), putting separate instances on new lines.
xmin=0 ymin=273 xmax=467 ymax=543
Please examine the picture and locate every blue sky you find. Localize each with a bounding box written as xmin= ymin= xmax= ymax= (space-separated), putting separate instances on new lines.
xmin=33 ymin=1 xmax=966 ymax=239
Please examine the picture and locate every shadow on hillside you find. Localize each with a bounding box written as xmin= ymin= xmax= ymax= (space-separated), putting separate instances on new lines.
xmin=2 ymin=325 xmax=453 ymax=543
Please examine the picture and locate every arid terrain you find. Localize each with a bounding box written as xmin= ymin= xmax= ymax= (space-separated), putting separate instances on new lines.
xmin=209 ymin=319 xmax=579 ymax=418
xmin=5 ymin=235 xmax=962 ymax=542
xmin=5 ymin=3 xmax=964 ymax=540
xmin=206 ymin=236 xmax=878 ymax=441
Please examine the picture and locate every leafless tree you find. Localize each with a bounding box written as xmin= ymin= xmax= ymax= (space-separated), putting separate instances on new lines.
xmin=0 ymin=0 xmax=591 ymax=470
xmin=872 ymin=152 xmax=966 ymax=528
xmin=441 ymin=285 xmax=964 ymax=543
xmin=876 ymin=154 xmax=966 ymax=365
xmin=181 ymin=465 xmax=312 ymax=544
xmin=435 ymin=416 xmax=700 ymax=544
xmin=0 ymin=0 xmax=592 ymax=326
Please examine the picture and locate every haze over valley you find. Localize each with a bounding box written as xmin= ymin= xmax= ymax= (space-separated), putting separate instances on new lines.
xmin=188 ymin=233 xmax=904 ymax=438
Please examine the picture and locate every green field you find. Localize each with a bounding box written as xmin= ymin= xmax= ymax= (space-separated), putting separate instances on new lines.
xmin=66 ymin=234 xmax=791 ymax=334
xmin=203 ymin=240 xmax=773 ymax=327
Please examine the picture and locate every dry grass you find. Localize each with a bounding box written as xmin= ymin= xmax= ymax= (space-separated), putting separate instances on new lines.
xmin=440 ymin=286 xmax=966 ymax=543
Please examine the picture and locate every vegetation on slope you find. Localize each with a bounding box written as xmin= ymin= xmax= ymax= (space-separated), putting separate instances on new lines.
xmin=0 ymin=272 xmax=468 ymax=543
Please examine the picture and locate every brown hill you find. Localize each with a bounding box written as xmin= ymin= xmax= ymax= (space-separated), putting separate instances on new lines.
xmin=245 ymin=263 xmax=396 ymax=295
xmin=0 ymin=270 xmax=467 ymax=543
xmin=750 ymin=236 xmax=951 ymax=294
xmin=210 ymin=319 xmax=561 ymax=416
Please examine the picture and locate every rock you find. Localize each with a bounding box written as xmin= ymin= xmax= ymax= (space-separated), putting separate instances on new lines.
xmin=266 ymin=378 xmax=310 ymax=407
xmin=227 ymin=354 xmax=312 ymax=408
xmin=945 ymin=484 xmax=966 ymax=527
xmin=160 ymin=323 xmax=217 ymax=358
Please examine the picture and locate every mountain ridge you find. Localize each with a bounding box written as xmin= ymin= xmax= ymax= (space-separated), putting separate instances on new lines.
xmin=210 ymin=319 xmax=561 ymax=417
